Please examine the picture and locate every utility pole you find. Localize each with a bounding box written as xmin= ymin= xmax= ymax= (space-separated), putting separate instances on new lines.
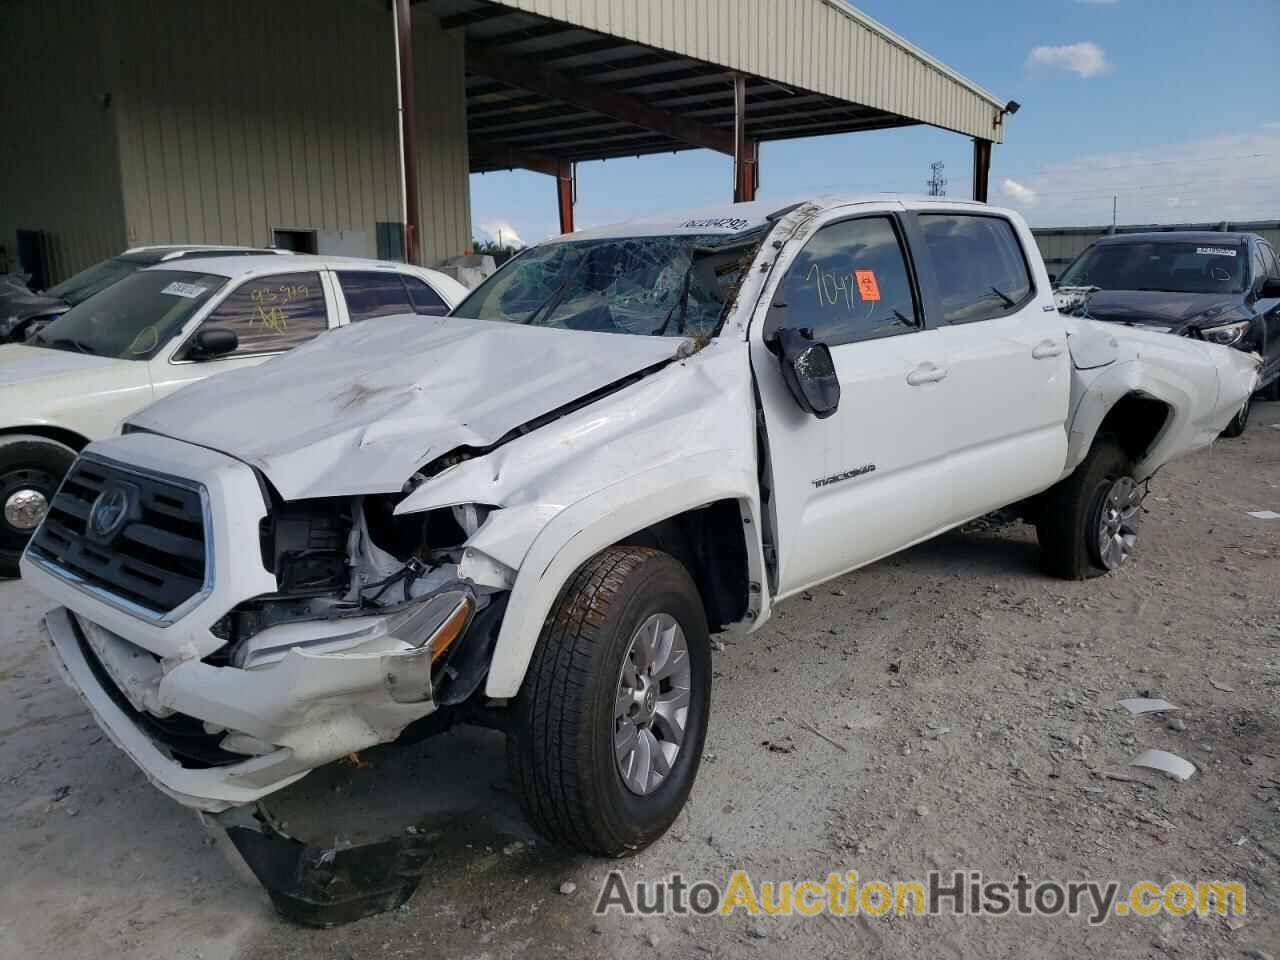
xmin=1112 ymin=195 xmax=1117 ymax=231
xmin=927 ymin=161 xmax=947 ymax=197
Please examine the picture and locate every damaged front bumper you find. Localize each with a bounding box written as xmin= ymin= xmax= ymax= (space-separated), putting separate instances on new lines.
xmin=41 ymin=601 xmax=460 ymax=812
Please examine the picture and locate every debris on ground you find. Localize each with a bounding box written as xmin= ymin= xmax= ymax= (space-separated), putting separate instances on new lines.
xmin=1131 ymin=749 xmax=1197 ymax=782
xmin=1245 ymin=510 xmax=1280 ymax=519
xmin=558 ymin=881 xmax=577 ymax=896
xmin=1117 ymin=697 xmax=1177 ymax=716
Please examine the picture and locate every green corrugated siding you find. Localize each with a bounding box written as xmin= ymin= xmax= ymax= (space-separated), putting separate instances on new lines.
xmin=0 ymin=2 xmax=127 ymax=281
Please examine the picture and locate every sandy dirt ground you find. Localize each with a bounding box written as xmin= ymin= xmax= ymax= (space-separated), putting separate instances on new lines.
xmin=2 ymin=402 xmax=1277 ymax=960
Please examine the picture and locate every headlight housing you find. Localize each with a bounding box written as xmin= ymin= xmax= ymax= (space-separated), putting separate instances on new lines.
xmin=1199 ymin=320 xmax=1251 ymax=347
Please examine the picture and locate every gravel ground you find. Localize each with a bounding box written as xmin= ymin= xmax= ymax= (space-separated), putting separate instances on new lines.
xmin=2 ymin=402 xmax=1277 ymax=960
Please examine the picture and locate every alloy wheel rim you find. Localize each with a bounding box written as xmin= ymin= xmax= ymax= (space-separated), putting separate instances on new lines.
xmin=1096 ymin=476 xmax=1140 ymax=570
xmin=613 ymin=612 xmax=691 ymax=796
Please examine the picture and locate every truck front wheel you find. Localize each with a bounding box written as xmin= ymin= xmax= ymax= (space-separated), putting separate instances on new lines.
xmin=1 ymin=435 xmax=77 ymax=578
xmin=507 ymin=546 xmax=711 ymax=856
xmin=1036 ymin=438 xmax=1140 ymax=579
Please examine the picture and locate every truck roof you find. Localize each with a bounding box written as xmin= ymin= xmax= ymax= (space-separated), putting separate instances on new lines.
xmin=556 ymin=194 xmax=996 ymax=242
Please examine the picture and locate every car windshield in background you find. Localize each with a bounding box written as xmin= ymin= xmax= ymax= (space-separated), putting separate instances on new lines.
xmin=30 ymin=270 xmax=226 ymax=360
xmin=44 ymin=255 xmax=152 ymax=305
xmin=451 ymin=231 xmax=767 ymax=338
xmin=1058 ymin=241 xmax=1246 ymax=294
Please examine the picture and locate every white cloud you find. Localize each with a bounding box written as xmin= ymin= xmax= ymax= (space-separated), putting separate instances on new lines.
xmin=1264 ymin=121 xmax=1280 ymax=130
xmin=1001 ymin=178 xmax=1038 ymax=206
xmin=997 ymin=130 xmax=1280 ymax=228
xmin=1027 ymin=42 xmax=1109 ymax=78
xmin=477 ymin=219 xmax=525 ymax=247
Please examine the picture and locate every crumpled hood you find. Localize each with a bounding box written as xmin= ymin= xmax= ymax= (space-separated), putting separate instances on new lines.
xmin=1083 ymin=290 xmax=1239 ymax=330
xmin=0 ymin=342 xmax=138 ymax=387
xmin=0 ymin=287 xmax=67 ymax=323
xmin=127 ymin=315 xmax=689 ymax=500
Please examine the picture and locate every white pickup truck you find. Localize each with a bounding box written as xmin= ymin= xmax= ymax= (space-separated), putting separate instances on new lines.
xmin=22 ymin=197 xmax=1257 ymax=864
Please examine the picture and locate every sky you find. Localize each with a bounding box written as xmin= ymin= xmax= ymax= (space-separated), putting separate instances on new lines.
xmin=469 ymin=0 xmax=1280 ymax=248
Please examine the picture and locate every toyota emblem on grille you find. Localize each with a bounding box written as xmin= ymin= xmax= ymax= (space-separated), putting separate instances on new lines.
xmin=89 ymin=486 xmax=130 ymax=541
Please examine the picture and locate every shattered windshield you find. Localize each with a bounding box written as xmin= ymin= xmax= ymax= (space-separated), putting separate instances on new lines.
xmin=451 ymin=231 xmax=767 ymax=338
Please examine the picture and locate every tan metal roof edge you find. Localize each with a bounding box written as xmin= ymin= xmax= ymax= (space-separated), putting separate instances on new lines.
xmin=825 ymin=0 xmax=1007 ymax=110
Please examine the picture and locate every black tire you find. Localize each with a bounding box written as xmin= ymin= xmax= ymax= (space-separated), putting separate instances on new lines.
xmin=1220 ymin=393 xmax=1251 ymax=438
xmin=1035 ymin=438 xmax=1137 ymax=580
xmin=0 ymin=435 xmax=77 ymax=578
xmin=507 ymin=546 xmax=711 ymax=857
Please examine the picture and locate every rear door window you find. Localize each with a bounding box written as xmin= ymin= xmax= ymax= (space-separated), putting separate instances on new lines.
xmin=917 ymin=214 xmax=1034 ymax=323
xmin=337 ymin=271 xmax=416 ymax=322
xmin=192 ymin=271 xmax=327 ymax=356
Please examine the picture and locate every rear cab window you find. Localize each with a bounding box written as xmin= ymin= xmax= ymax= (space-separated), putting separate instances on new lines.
xmin=918 ymin=214 xmax=1034 ymax=323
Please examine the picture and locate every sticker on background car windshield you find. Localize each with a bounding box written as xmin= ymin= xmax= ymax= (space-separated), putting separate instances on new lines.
xmin=681 ymin=217 xmax=750 ymax=231
xmin=1195 ymin=247 xmax=1237 ymax=257
xmin=855 ymin=269 xmax=881 ymax=302
xmin=161 ymin=281 xmax=210 ymax=298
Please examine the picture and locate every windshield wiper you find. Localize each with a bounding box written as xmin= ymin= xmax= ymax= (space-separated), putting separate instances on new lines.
xmin=989 ymin=286 xmax=1016 ymax=309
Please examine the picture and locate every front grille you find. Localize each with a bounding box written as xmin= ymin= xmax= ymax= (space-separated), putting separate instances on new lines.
xmin=29 ymin=456 xmax=208 ymax=617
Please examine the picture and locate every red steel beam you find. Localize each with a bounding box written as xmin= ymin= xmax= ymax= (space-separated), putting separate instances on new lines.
xmin=556 ymin=160 xmax=575 ymax=234
xmin=972 ymin=138 xmax=992 ymax=203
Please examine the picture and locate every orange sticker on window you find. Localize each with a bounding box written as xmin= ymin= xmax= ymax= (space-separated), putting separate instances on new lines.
xmin=855 ymin=269 xmax=881 ymax=301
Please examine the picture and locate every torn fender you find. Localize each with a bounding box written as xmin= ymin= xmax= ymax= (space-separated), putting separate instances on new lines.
xmin=482 ymin=454 xmax=766 ymax=698
xmin=1064 ymin=331 xmax=1259 ymax=479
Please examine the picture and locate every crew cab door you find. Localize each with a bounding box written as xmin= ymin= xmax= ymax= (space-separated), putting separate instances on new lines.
xmin=907 ymin=208 xmax=1070 ymax=521
xmin=751 ymin=205 xmax=953 ymax=598
xmin=150 ymin=270 xmax=337 ymax=401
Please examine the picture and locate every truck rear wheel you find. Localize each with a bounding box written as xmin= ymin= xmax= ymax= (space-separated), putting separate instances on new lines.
xmin=0 ymin=435 xmax=76 ymax=578
xmin=1036 ymin=438 xmax=1140 ymax=580
xmin=507 ymin=546 xmax=711 ymax=856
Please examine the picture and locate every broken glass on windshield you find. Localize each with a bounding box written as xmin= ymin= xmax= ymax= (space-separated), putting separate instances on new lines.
xmin=453 ymin=231 xmax=766 ymax=339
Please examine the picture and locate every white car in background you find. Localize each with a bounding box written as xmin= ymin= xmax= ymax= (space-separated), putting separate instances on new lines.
xmin=0 ymin=254 xmax=468 ymax=575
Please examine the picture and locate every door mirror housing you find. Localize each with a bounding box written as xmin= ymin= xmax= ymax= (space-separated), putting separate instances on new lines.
xmin=776 ymin=327 xmax=840 ymax=419
xmin=188 ymin=327 xmax=238 ymax=360
xmin=1259 ymin=277 xmax=1280 ymax=299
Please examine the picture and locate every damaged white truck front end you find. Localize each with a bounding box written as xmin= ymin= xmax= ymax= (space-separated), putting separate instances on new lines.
xmin=21 ymin=198 xmax=1259 ymax=892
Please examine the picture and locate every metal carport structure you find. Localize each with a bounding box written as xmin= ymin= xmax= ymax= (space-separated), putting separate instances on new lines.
xmin=418 ymin=0 xmax=1013 ymax=236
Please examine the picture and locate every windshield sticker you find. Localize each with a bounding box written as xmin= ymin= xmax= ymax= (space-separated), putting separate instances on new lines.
xmin=1195 ymin=247 xmax=1237 ymax=257
xmin=126 ymin=324 xmax=160 ymax=356
xmin=161 ymin=281 xmax=210 ymax=299
xmin=681 ymin=217 xmax=750 ymax=231
xmin=855 ymin=269 xmax=881 ymax=302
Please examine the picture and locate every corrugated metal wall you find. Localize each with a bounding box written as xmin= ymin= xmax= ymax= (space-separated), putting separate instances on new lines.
xmin=0 ymin=3 xmax=127 ymax=281
xmin=1034 ymin=221 xmax=1280 ymax=271
xmin=487 ymin=0 xmax=1005 ymax=142
xmin=1 ymin=0 xmax=471 ymax=284
xmin=108 ymin=0 xmax=471 ymax=265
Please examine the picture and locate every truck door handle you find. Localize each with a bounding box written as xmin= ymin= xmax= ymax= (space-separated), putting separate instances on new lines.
xmin=1032 ymin=339 xmax=1064 ymax=359
xmin=906 ymin=362 xmax=948 ymax=386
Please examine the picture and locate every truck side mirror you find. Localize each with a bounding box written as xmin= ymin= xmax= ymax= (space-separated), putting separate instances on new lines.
xmin=776 ymin=327 xmax=840 ymax=419
xmin=188 ymin=327 xmax=238 ymax=360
